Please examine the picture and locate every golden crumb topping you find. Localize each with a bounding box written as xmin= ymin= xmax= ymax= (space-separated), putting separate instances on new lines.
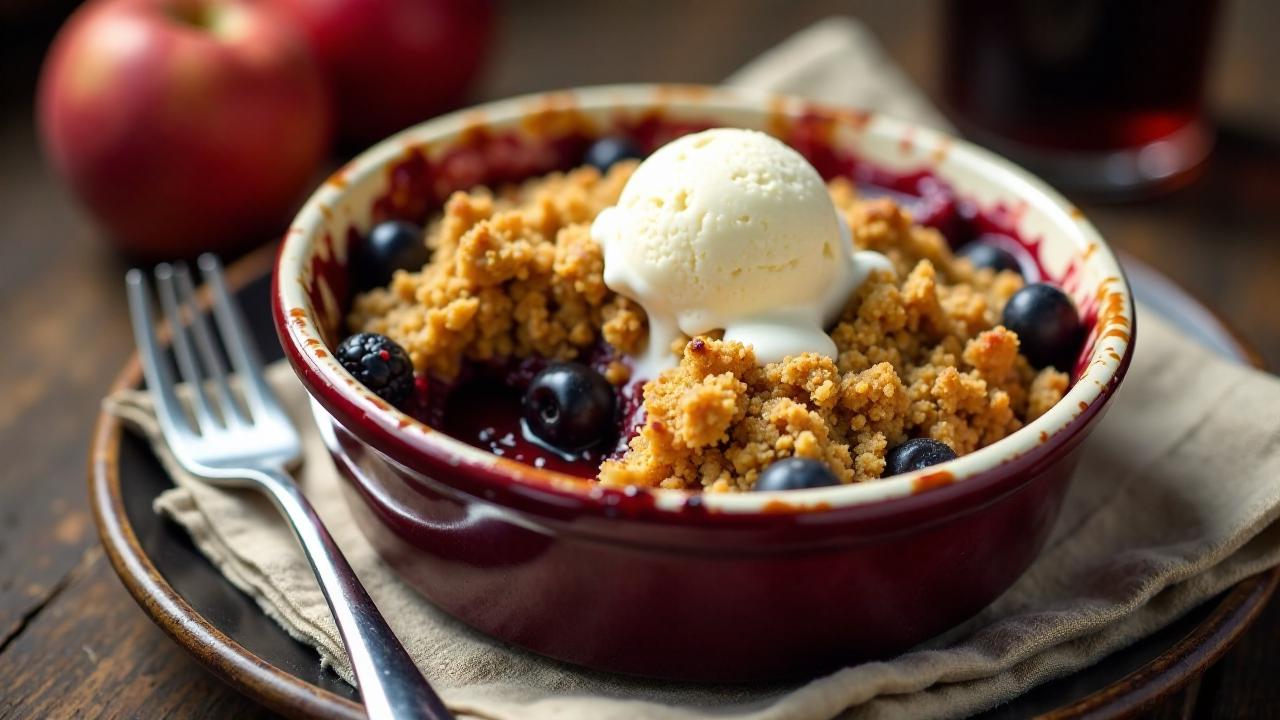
xmin=350 ymin=166 xmax=1069 ymax=491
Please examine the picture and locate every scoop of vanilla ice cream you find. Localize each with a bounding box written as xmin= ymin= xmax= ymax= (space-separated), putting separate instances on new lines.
xmin=591 ymin=128 xmax=889 ymax=376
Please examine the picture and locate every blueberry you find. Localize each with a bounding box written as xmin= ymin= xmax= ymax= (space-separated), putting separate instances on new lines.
xmin=337 ymin=332 xmax=414 ymax=405
xmin=958 ymin=238 xmax=1022 ymax=275
xmin=523 ymin=363 xmax=616 ymax=452
xmin=1001 ymin=283 xmax=1084 ymax=371
xmin=754 ymin=457 xmax=841 ymax=491
xmin=884 ymin=438 xmax=957 ymax=476
xmin=352 ymin=220 xmax=429 ymax=290
xmin=584 ymin=136 xmax=642 ymax=173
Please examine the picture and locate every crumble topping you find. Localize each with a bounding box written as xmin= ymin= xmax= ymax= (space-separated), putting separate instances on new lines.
xmin=350 ymin=163 xmax=1070 ymax=491
xmin=349 ymin=164 xmax=647 ymax=381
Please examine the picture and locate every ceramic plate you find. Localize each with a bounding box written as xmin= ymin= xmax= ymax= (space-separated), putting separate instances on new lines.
xmin=89 ymin=244 xmax=1277 ymax=719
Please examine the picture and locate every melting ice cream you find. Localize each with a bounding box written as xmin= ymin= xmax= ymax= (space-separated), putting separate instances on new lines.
xmin=591 ymin=127 xmax=890 ymax=376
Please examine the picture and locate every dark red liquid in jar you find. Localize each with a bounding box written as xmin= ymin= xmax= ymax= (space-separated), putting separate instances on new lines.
xmin=942 ymin=0 xmax=1219 ymax=153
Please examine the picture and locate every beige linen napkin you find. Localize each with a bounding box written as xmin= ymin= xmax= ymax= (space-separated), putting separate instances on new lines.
xmin=725 ymin=17 xmax=955 ymax=133
xmin=105 ymin=19 xmax=1280 ymax=720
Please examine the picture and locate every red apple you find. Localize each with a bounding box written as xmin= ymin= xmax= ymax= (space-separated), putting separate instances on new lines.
xmin=38 ymin=0 xmax=333 ymax=260
xmin=274 ymin=0 xmax=494 ymax=143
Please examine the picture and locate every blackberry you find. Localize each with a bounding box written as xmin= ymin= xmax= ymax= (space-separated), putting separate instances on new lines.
xmin=337 ymin=332 xmax=414 ymax=406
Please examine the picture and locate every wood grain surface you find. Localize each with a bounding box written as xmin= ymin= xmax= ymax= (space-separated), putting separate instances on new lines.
xmin=2 ymin=1 xmax=1278 ymax=718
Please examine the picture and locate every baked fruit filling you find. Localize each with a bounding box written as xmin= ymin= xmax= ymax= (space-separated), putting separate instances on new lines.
xmin=342 ymin=129 xmax=1083 ymax=492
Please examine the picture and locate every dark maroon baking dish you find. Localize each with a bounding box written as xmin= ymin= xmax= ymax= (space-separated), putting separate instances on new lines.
xmin=273 ymin=84 xmax=1134 ymax=682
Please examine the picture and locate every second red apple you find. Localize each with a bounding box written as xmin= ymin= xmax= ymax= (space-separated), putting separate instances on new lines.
xmin=276 ymin=0 xmax=495 ymax=144
xmin=37 ymin=0 xmax=333 ymax=260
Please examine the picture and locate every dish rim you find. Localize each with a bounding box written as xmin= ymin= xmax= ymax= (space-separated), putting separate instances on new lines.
xmin=273 ymin=83 xmax=1135 ymax=517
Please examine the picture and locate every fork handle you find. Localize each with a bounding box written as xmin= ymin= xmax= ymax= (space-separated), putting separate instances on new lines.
xmin=249 ymin=466 xmax=453 ymax=720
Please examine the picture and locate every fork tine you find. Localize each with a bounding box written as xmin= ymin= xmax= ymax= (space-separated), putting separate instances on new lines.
xmin=156 ymin=263 xmax=219 ymax=433
xmin=126 ymin=269 xmax=198 ymax=442
xmin=173 ymin=262 xmax=247 ymax=427
xmin=196 ymin=253 xmax=281 ymax=419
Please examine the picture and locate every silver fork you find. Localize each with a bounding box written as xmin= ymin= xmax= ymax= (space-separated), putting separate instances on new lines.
xmin=126 ymin=254 xmax=452 ymax=720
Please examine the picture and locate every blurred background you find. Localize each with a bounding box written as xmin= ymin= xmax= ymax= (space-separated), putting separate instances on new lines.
xmin=1 ymin=0 xmax=1278 ymax=400
xmin=1 ymin=2 xmax=1279 ymax=715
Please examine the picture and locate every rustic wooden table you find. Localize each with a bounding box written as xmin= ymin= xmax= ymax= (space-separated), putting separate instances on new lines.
xmin=2 ymin=1 xmax=1278 ymax=717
